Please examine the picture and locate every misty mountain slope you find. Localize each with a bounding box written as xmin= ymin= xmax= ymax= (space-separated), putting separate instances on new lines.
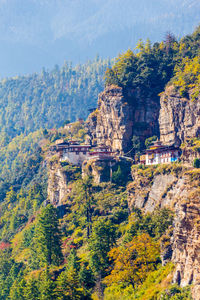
xmin=0 ymin=0 xmax=199 ymax=76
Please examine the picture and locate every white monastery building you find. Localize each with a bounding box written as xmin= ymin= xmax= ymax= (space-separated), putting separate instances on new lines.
xmin=140 ymin=141 xmax=180 ymax=166
xmin=54 ymin=141 xmax=113 ymax=165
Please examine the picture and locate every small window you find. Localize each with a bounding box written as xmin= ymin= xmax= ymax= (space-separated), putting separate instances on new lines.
xmin=76 ymin=152 xmax=79 ymax=155
xmin=83 ymin=152 xmax=86 ymax=155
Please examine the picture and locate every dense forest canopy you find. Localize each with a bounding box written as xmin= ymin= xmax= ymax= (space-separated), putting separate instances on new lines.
xmin=105 ymin=26 xmax=200 ymax=100
xmin=0 ymin=56 xmax=111 ymax=147
xmin=0 ymin=130 xmax=46 ymax=201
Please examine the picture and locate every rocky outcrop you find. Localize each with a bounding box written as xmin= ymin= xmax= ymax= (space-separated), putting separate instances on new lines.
xmin=172 ymin=188 xmax=200 ymax=299
xmin=87 ymin=85 xmax=160 ymax=153
xmin=86 ymin=109 xmax=98 ymax=145
xmin=47 ymin=160 xmax=69 ymax=206
xmin=128 ymin=171 xmax=178 ymax=213
xmin=82 ymin=157 xmax=117 ymax=184
xmin=128 ymin=165 xmax=200 ymax=299
xmin=159 ymin=86 xmax=200 ymax=147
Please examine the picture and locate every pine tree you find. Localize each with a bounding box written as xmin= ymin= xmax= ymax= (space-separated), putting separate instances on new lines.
xmin=5 ymin=187 xmax=16 ymax=204
xmin=75 ymin=176 xmax=95 ymax=238
xmin=33 ymin=204 xmax=63 ymax=266
xmin=56 ymin=249 xmax=83 ymax=299
xmin=88 ymin=219 xmax=116 ymax=277
xmin=24 ymin=277 xmax=40 ymax=300
xmin=9 ymin=278 xmax=26 ymax=300
xmin=40 ymin=268 xmax=57 ymax=300
xmin=79 ymin=262 xmax=95 ymax=291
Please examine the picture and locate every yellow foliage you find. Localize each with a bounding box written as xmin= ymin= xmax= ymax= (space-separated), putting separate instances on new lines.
xmin=104 ymin=263 xmax=174 ymax=300
xmin=173 ymin=56 xmax=200 ymax=100
xmin=113 ymin=49 xmax=135 ymax=74
xmin=104 ymin=233 xmax=160 ymax=289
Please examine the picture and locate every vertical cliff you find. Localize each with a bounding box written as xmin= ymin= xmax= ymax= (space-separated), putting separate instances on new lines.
xmin=159 ymin=86 xmax=200 ymax=147
xmin=172 ymin=183 xmax=200 ymax=299
xmin=47 ymin=159 xmax=69 ymax=206
xmin=128 ymin=165 xmax=200 ymax=299
xmin=82 ymin=158 xmax=115 ymax=184
xmin=87 ymin=85 xmax=160 ymax=153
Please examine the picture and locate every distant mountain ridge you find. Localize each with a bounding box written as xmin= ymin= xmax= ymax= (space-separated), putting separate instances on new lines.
xmin=0 ymin=0 xmax=199 ymax=76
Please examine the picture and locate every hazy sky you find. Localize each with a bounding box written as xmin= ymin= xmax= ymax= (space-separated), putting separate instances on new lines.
xmin=0 ymin=0 xmax=199 ymax=77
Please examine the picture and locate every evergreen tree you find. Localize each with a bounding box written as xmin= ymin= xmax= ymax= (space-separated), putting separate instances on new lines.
xmin=88 ymin=219 xmax=116 ymax=277
xmin=40 ymin=268 xmax=57 ymax=300
xmin=79 ymin=262 xmax=95 ymax=292
xmin=75 ymin=176 xmax=95 ymax=238
xmin=82 ymin=176 xmax=94 ymax=238
xmin=24 ymin=277 xmax=40 ymax=300
xmin=9 ymin=278 xmax=26 ymax=300
xmin=56 ymin=249 xmax=83 ymax=299
xmin=112 ymin=165 xmax=123 ymax=186
xmin=5 ymin=187 xmax=16 ymax=204
xmin=33 ymin=204 xmax=63 ymax=266
xmin=67 ymin=249 xmax=80 ymax=272
xmin=193 ymin=158 xmax=200 ymax=168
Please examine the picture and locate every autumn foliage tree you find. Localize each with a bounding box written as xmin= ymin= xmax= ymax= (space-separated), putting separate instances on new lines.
xmin=104 ymin=233 xmax=160 ymax=289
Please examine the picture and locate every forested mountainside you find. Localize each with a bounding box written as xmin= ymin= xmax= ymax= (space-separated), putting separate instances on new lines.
xmin=0 ymin=130 xmax=46 ymax=201
xmin=0 ymin=26 xmax=200 ymax=299
xmin=0 ymin=56 xmax=111 ymax=146
xmin=105 ymin=25 xmax=200 ymax=95
xmin=88 ymin=26 xmax=200 ymax=153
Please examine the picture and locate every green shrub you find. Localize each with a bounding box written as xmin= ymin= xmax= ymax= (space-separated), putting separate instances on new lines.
xmin=112 ymin=161 xmax=131 ymax=186
xmin=160 ymin=284 xmax=192 ymax=299
xmin=193 ymin=158 xmax=200 ymax=168
xmin=145 ymin=136 xmax=158 ymax=149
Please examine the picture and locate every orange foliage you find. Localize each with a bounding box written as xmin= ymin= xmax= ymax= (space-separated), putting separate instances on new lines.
xmin=104 ymin=233 xmax=160 ymax=289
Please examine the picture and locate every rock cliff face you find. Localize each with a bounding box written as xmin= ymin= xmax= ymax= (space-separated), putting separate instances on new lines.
xmin=47 ymin=160 xmax=69 ymax=206
xmin=82 ymin=158 xmax=117 ymax=184
xmin=128 ymin=165 xmax=200 ymax=299
xmin=87 ymin=85 xmax=160 ymax=153
xmin=159 ymin=86 xmax=200 ymax=147
xmin=128 ymin=170 xmax=177 ymax=213
xmin=172 ymin=191 xmax=200 ymax=299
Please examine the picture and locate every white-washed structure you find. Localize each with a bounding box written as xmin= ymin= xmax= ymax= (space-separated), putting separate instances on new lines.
xmin=140 ymin=141 xmax=180 ymax=165
xmin=54 ymin=141 xmax=114 ymax=165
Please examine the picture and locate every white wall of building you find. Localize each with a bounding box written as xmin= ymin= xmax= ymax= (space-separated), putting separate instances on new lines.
xmin=146 ymin=150 xmax=179 ymax=165
xmin=61 ymin=151 xmax=90 ymax=165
